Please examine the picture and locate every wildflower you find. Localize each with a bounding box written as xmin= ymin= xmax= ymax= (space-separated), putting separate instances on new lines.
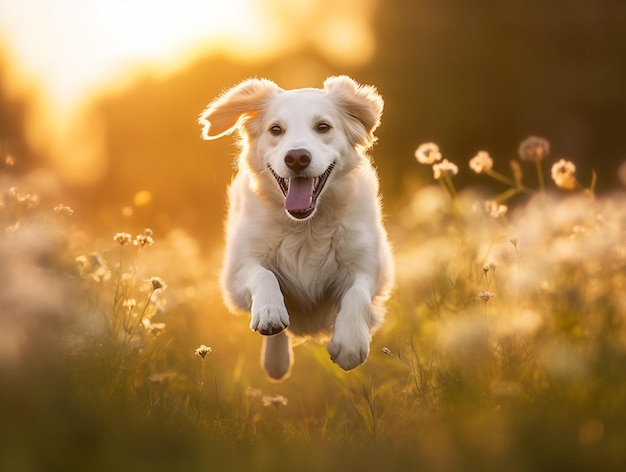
xmin=134 ymin=228 xmax=154 ymax=247
xmin=483 ymin=200 xmax=508 ymax=218
xmin=477 ymin=291 xmax=495 ymax=303
xmin=551 ymin=159 xmax=577 ymax=190
xmin=414 ymin=142 xmax=442 ymax=164
xmin=469 ymin=151 xmax=494 ymax=174
xmin=518 ymin=136 xmax=550 ymax=162
xmin=123 ymin=298 xmax=137 ymax=310
xmin=114 ymin=232 xmax=132 ymax=245
xmin=53 ymin=204 xmax=74 ymax=216
xmin=11 ymin=188 xmax=40 ymax=208
xmin=149 ymin=276 xmax=167 ymax=291
xmin=432 ymin=159 xmax=458 ymax=180
xmin=262 ymin=394 xmax=288 ymax=407
xmin=195 ymin=344 xmax=212 ymax=359
xmin=76 ymin=253 xmax=111 ymax=282
xmin=246 ymin=387 xmax=263 ymax=399
xmin=142 ymin=319 xmax=166 ymax=334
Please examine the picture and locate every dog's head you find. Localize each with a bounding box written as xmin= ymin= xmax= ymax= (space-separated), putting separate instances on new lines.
xmin=199 ymin=76 xmax=383 ymax=220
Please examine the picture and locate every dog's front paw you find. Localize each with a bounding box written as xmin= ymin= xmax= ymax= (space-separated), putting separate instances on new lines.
xmin=327 ymin=328 xmax=371 ymax=371
xmin=250 ymin=303 xmax=290 ymax=336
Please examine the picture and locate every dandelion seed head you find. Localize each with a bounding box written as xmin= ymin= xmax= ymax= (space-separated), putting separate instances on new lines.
xmin=433 ymin=159 xmax=458 ymax=180
xmin=518 ymin=136 xmax=550 ymax=162
xmin=195 ymin=344 xmax=212 ymax=359
xmin=551 ymin=159 xmax=577 ymax=190
xmin=415 ymin=142 xmax=442 ymax=165
xmin=469 ymin=151 xmax=494 ymax=174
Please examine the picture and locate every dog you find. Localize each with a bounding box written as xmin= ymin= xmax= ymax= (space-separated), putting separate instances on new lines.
xmin=199 ymin=76 xmax=394 ymax=380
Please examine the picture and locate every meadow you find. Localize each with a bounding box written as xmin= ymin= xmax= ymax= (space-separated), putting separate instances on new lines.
xmin=1 ymin=137 xmax=626 ymax=471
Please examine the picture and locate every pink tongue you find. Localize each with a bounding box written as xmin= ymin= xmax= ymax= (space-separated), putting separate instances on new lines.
xmin=284 ymin=177 xmax=314 ymax=211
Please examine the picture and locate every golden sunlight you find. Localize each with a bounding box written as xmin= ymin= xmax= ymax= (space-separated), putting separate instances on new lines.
xmin=0 ymin=0 xmax=377 ymax=184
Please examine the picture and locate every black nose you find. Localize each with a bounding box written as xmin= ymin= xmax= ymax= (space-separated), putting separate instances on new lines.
xmin=284 ymin=149 xmax=311 ymax=172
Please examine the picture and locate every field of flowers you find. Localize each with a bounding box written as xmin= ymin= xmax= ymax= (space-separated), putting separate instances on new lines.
xmin=1 ymin=137 xmax=626 ymax=471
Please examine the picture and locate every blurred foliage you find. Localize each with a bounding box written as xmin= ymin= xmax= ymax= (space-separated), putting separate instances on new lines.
xmin=2 ymin=151 xmax=626 ymax=470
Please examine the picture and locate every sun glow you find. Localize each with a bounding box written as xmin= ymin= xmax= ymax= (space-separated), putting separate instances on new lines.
xmin=0 ymin=0 xmax=378 ymax=184
xmin=0 ymin=0 xmax=271 ymax=112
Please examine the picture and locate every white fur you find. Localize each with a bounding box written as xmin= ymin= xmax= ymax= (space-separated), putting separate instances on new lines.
xmin=199 ymin=76 xmax=394 ymax=380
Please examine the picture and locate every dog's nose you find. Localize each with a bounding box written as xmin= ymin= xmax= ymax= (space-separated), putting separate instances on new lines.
xmin=284 ymin=149 xmax=311 ymax=172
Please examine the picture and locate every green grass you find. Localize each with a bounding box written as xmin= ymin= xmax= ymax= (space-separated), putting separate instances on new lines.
xmin=2 ymin=143 xmax=626 ymax=471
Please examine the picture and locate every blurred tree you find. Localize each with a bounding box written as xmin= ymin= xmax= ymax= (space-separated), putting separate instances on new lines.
xmin=367 ymin=0 xmax=626 ymax=194
xmin=0 ymin=56 xmax=41 ymax=175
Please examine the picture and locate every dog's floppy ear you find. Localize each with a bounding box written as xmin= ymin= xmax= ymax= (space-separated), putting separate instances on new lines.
xmin=323 ymin=76 xmax=384 ymax=149
xmin=199 ymin=78 xmax=281 ymax=140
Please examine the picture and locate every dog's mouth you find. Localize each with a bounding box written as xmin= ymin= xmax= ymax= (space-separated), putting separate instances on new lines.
xmin=269 ymin=163 xmax=335 ymax=219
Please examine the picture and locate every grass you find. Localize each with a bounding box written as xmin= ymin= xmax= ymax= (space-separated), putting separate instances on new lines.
xmin=2 ymin=138 xmax=626 ymax=471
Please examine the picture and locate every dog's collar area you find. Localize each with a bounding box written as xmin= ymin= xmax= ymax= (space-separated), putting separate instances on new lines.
xmin=269 ymin=163 xmax=335 ymax=219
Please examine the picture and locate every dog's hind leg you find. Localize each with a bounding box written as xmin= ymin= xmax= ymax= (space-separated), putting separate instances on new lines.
xmin=262 ymin=331 xmax=293 ymax=381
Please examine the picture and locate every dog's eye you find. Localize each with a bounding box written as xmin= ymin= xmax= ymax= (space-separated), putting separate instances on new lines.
xmin=269 ymin=124 xmax=283 ymax=136
xmin=316 ymin=122 xmax=331 ymax=133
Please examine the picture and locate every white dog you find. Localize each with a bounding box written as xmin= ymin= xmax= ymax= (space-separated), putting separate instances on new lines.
xmin=199 ymin=76 xmax=394 ymax=380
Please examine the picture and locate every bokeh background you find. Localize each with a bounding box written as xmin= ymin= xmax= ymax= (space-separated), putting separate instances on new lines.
xmin=3 ymin=2 xmax=626 ymax=470
xmin=2 ymin=0 xmax=626 ymax=243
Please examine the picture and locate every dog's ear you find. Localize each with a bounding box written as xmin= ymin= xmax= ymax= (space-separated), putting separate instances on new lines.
xmin=199 ymin=78 xmax=281 ymax=140
xmin=323 ymin=76 xmax=384 ymax=149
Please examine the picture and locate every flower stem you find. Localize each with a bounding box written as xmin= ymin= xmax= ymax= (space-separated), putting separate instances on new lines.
xmin=535 ymin=160 xmax=545 ymax=193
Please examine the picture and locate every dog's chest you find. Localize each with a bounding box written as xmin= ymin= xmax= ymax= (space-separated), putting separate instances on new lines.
xmin=264 ymin=225 xmax=354 ymax=302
